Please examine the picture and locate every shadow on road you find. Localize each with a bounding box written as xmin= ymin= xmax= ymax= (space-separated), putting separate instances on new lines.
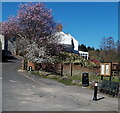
xmin=2 ymin=56 xmax=18 ymax=63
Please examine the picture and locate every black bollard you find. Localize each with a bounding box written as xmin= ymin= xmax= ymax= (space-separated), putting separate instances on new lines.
xmin=93 ymin=82 xmax=98 ymax=101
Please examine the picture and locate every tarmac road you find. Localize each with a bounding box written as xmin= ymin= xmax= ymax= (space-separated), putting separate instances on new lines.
xmin=2 ymin=56 xmax=119 ymax=112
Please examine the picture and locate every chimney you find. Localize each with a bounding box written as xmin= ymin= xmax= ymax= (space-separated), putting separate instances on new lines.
xmin=56 ymin=24 xmax=63 ymax=32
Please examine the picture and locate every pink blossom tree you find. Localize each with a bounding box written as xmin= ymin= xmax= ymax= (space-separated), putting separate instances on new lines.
xmin=2 ymin=3 xmax=56 ymax=42
xmin=2 ymin=2 xmax=64 ymax=64
xmin=2 ymin=16 xmax=20 ymax=39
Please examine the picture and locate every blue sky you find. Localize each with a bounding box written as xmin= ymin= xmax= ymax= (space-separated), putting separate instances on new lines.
xmin=2 ymin=2 xmax=118 ymax=49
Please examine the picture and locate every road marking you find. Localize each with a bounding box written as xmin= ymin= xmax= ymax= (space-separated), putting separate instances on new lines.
xmin=0 ymin=77 xmax=2 ymax=80
xmin=32 ymin=86 xmax=35 ymax=88
xmin=26 ymin=89 xmax=31 ymax=90
xmin=75 ymin=93 xmax=80 ymax=96
xmin=21 ymin=101 xmax=29 ymax=104
xmin=19 ymin=72 xmax=48 ymax=87
xmin=9 ymin=80 xmax=16 ymax=83
xmin=17 ymin=69 xmax=26 ymax=72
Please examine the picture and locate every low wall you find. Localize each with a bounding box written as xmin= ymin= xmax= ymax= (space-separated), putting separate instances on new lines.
xmin=57 ymin=63 xmax=100 ymax=76
xmin=22 ymin=60 xmax=100 ymax=76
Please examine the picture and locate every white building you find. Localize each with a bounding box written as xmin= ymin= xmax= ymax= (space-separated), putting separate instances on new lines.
xmin=67 ymin=33 xmax=78 ymax=51
xmin=79 ymin=51 xmax=89 ymax=60
xmin=53 ymin=31 xmax=78 ymax=52
xmin=0 ymin=34 xmax=16 ymax=54
xmin=53 ymin=31 xmax=89 ymax=60
xmin=0 ymin=34 xmax=5 ymax=50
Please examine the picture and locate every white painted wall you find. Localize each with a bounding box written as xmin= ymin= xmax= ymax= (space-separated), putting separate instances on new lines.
xmin=0 ymin=34 xmax=5 ymax=50
xmin=67 ymin=34 xmax=78 ymax=51
xmin=54 ymin=32 xmax=79 ymax=51
xmin=54 ymin=32 xmax=72 ymax=45
xmin=79 ymin=51 xmax=89 ymax=60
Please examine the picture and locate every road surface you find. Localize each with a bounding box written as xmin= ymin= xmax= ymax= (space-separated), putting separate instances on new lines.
xmin=2 ymin=56 xmax=119 ymax=111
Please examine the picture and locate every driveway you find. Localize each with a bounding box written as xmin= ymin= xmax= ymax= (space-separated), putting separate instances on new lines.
xmin=2 ymin=56 xmax=119 ymax=111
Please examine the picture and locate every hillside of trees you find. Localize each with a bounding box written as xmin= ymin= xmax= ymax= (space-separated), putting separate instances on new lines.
xmin=79 ymin=37 xmax=119 ymax=63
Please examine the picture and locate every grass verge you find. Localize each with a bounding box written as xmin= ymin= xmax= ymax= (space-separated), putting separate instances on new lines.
xmin=30 ymin=70 xmax=120 ymax=86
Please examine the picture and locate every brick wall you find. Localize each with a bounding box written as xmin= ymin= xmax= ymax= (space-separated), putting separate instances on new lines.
xmin=59 ymin=63 xmax=99 ymax=76
xmin=27 ymin=61 xmax=35 ymax=71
